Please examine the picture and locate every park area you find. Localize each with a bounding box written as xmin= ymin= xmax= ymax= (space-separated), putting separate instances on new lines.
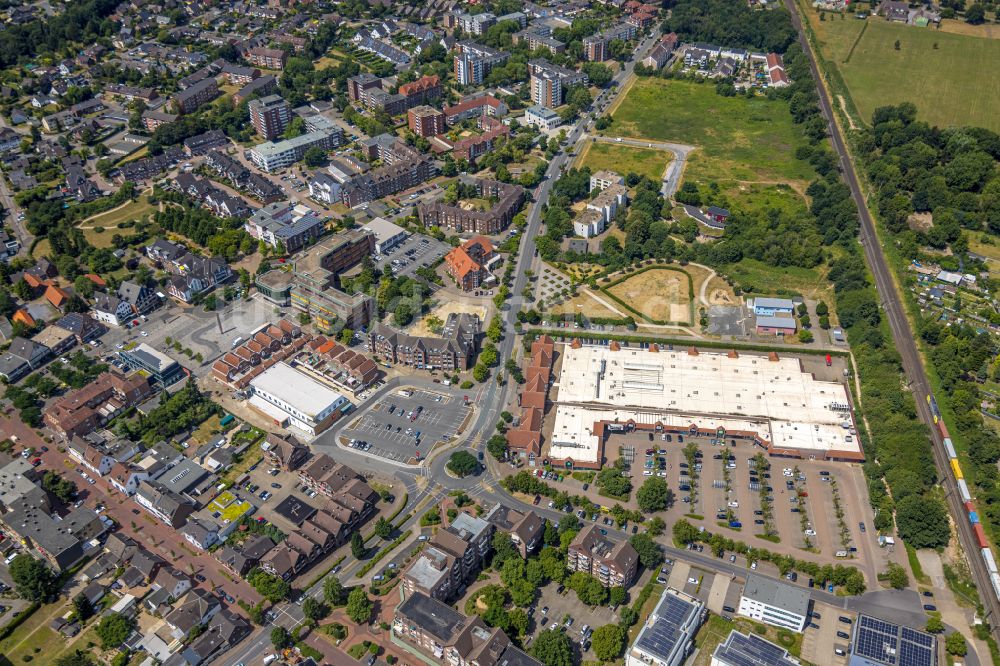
xmin=804 ymin=8 xmax=1000 ymax=132
xmin=604 ymin=267 xmax=693 ymax=324
xmin=576 ymin=140 xmax=670 ymax=183
xmin=33 ymin=195 xmax=154 ymax=257
xmin=603 ymin=78 xmax=814 ymax=219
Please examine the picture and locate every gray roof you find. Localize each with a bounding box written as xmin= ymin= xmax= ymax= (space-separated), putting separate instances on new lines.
xmin=396 ymin=591 xmax=466 ymax=642
xmin=755 ymin=315 xmax=796 ymax=329
xmin=753 ymin=297 xmax=794 ymax=310
xmin=741 ymin=573 xmax=810 ymax=618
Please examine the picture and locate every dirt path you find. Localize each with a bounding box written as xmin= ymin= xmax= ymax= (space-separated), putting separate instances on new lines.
xmin=77 ymin=187 xmax=153 ymax=228
xmin=916 ymin=549 xmax=984 ymax=660
xmin=838 ymin=96 xmax=859 ymax=130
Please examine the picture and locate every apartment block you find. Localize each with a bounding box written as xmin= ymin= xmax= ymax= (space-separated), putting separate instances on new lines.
xmin=246 ymin=47 xmax=288 ymax=70
xmin=408 ymin=105 xmax=447 ymax=137
xmin=401 ymin=512 xmax=494 ymax=601
xmin=249 ymin=95 xmax=292 ymax=140
xmin=567 ymin=524 xmax=639 ymax=588
xmin=290 ymin=230 xmax=376 ymax=331
xmin=249 ymin=129 xmax=340 ymax=173
xmin=369 ymin=312 xmax=480 ymax=373
xmin=393 ymin=592 xmax=542 ymax=666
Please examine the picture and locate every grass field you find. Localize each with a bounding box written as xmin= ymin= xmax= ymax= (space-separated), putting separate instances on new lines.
xmin=806 ymin=11 xmax=1000 ymax=131
xmin=576 ymin=140 xmax=670 ymax=183
xmin=722 ymin=258 xmax=835 ymax=304
xmin=606 ymin=268 xmax=692 ymax=323
xmin=549 ymin=290 xmax=623 ymax=320
xmin=81 ymin=196 xmax=156 ymax=229
xmin=605 ymin=78 xmax=815 ymax=184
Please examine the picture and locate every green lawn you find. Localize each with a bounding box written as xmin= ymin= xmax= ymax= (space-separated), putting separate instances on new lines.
xmin=605 ymin=78 xmax=815 ymax=184
xmin=808 ymin=11 xmax=1000 ymax=131
xmin=577 ymin=140 xmax=671 ymax=183
xmin=81 ymin=196 xmax=156 ymax=229
xmin=722 ymin=258 xmax=835 ymax=304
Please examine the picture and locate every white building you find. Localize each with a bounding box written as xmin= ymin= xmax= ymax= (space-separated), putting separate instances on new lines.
xmin=309 ymin=172 xmax=341 ymax=204
xmin=523 ymin=105 xmax=561 ymax=131
xmin=586 ymin=183 xmax=628 ymax=225
xmin=574 ymin=209 xmax=605 ymax=239
xmin=249 ymin=130 xmax=339 ymax=173
xmin=625 ymin=588 xmax=705 ymax=666
xmin=248 ymin=362 xmax=351 ymax=436
xmin=590 ymin=170 xmax=624 ymax=192
xmin=737 ymin=573 xmax=810 ymax=633
xmin=362 ymin=216 xmax=409 ymax=254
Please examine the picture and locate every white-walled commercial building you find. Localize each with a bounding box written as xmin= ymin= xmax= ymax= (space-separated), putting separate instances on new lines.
xmin=362 ymin=216 xmax=409 ymax=254
xmin=737 ymin=573 xmax=810 ymax=633
xmin=248 ymin=362 xmax=351 ymax=435
xmin=625 ymin=587 xmax=705 ymax=666
xmin=523 ymin=105 xmax=561 ymax=131
xmin=549 ymin=344 xmax=863 ymax=468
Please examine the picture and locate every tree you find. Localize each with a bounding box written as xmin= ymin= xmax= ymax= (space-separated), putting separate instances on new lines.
xmin=302 ymin=597 xmax=328 ymax=622
xmin=636 ymin=477 xmax=673 ymax=513
xmin=271 ymin=626 xmax=292 ymax=649
xmin=394 ymin=301 xmax=413 ymax=326
xmin=303 ymin=146 xmax=328 ymax=167
xmin=251 ymin=572 xmax=292 ymax=603
xmin=339 ymin=327 xmax=354 ymax=345
xmin=896 ymin=495 xmax=950 ymax=549
xmin=447 ymin=450 xmax=479 ymax=477
xmin=647 ymin=516 xmax=666 ymax=537
xmin=351 ymin=532 xmax=366 ymax=559
xmin=629 ymin=533 xmax=664 ymax=569
xmin=73 ymin=592 xmax=95 ymax=621
xmin=530 ymin=629 xmax=573 ymax=666
xmin=324 ymin=576 xmax=345 ymax=605
xmin=97 ymin=613 xmax=136 ymax=649
xmin=9 ymin=554 xmax=58 ymax=602
xmin=925 ymin=615 xmax=945 ymax=633
xmin=591 ymin=624 xmax=625 ymax=661
xmin=798 ymin=329 xmax=814 ymax=343
xmin=487 ymin=434 xmax=508 ymax=461
xmin=609 ymin=586 xmax=627 ymax=607
xmin=374 ymin=516 xmax=393 ymax=539
xmin=346 ymin=587 xmax=373 ymax=624
xmin=946 ymin=631 xmax=968 ymax=656
xmin=965 ymin=3 xmax=986 ymax=23
xmin=884 ymin=563 xmax=908 ymax=590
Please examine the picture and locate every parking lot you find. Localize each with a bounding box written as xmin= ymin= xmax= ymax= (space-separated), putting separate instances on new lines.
xmin=376 ymin=234 xmax=450 ymax=280
xmin=800 ymin=603 xmax=855 ymax=666
xmin=524 ymin=581 xmax=623 ymax=657
xmin=614 ymin=431 xmax=882 ymax=568
xmin=339 ymin=388 xmax=470 ymax=463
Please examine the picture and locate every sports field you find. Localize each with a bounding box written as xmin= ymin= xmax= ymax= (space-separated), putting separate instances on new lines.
xmin=605 ymin=268 xmax=692 ymax=323
xmin=577 ymin=141 xmax=669 ymax=183
xmin=806 ymin=11 xmax=1000 ymax=131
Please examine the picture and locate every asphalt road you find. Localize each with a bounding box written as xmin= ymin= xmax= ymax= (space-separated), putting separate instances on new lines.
xmin=783 ymin=0 xmax=1000 ymax=642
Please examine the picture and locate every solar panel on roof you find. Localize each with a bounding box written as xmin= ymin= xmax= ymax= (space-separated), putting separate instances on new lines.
xmin=634 ymin=594 xmax=698 ymax=659
xmin=853 ymin=615 xmax=935 ymax=666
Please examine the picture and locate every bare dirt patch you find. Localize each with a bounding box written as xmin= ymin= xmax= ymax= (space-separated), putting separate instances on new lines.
xmin=408 ymin=301 xmax=487 ymax=337
xmin=606 ymin=268 xmax=692 ymax=323
xmin=908 ymin=211 xmax=934 ymax=232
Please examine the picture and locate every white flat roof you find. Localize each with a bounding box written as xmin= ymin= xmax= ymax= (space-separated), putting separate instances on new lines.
xmin=553 ymin=345 xmax=859 ymax=457
xmin=249 ymin=362 xmax=345 ymax=419
xmin=363 ymin=216 xmax=407 ymax=243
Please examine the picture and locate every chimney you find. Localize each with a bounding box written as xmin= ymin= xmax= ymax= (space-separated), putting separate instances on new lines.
xmin=687 ymin=346 xmax=699 ymax=356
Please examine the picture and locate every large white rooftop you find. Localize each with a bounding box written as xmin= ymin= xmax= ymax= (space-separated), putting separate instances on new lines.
xmin=249 ymin=362 xmax=346 ymax=420
xmin=551 ymin=345 xmax=860 ymax=460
